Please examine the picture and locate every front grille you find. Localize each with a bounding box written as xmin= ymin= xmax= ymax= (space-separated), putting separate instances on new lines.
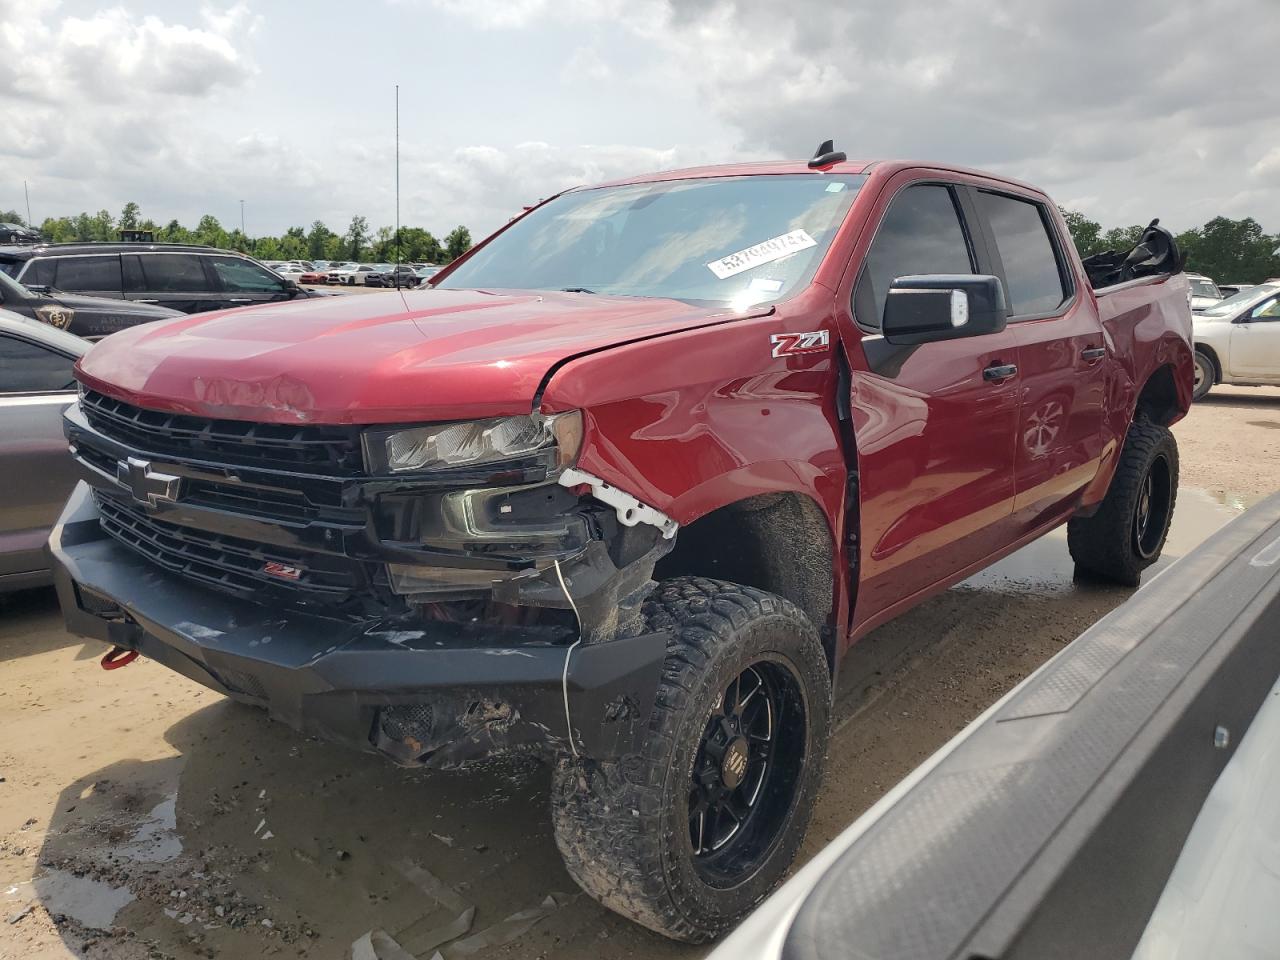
xmin=81 ymin=389 xmax=365 ymax=476
xmin=96 ymin=492 xmax=366 ymax=603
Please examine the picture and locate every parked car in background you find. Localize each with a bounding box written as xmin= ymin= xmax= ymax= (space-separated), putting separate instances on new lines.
xmin=49 ymin=154 xmax=1192 ymax=941
xmin=298 ymin=268 xmax=328 ymax=284
xmin=416 ymin=265 xmax=441 ymax=281
xmin=0 ymin=243 xmax=324 ymax=314
xmin=364 ymin=264 xmax=420 ymax=288
xmin=1191 ymin=282 xmax=1280 ymax=399
xmin=1 ymin=222 xmax=43 ymax=244
xmin=1187 ymin=273 xmax=1223 ymax=312
xmin=0 ymin=309 xmax=88 ymax=591
xmin=273 ymin=264 xmax=307 ymax=282
xmin=0 ymin=267 xmax=180 ymax=339
xmin=327 ymin=263 xmax=378 ymax=285
xmin=1217 ymin=282 xmax=1254 ymax=298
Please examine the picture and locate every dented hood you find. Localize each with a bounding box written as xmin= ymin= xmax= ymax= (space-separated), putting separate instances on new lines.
xmin=75 ymin=288 xmax=743 ymax=424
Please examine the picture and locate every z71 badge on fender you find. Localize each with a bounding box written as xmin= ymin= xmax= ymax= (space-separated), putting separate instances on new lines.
xmin=770 ymin=329 xmax=830 ymax=358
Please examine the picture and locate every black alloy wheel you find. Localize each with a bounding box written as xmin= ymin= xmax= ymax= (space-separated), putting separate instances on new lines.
xmin=688 ymin=662 xmax=806 ymax=883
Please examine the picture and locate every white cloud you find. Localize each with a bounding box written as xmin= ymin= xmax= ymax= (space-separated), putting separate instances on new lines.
xmin=561 ymin=45 xmax=612 ymax=83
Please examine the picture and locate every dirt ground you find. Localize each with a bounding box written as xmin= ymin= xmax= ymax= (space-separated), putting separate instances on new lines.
xmin=2 ymin=385 xmax=1278 ymax=960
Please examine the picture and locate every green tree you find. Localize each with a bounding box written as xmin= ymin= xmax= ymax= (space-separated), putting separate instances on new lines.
xmin=119 ymin=201 xmax=141 ymax=231
xmin=1099 ymin=224 xmax=1146 ymax=252
xmin=1059 ymin=208 xmax=1103 ymax=258
xmin=40 ymin=217 xmax=76 ymax=242
xmin=0 ymin=209 xmax=25 ymax=226
xmin=371 ymin=225 xmax=395 ymax=260
xmin=444 ymin=225 xmax=472 ymax=262
xmin=194 ymin=215 xmax=228 ymax=248
xmin=396 ymin=227 xmax=442 ymax=263
xmin=345 ymin=215 xmax=369 ymax=259
xmin=1178 ymin=217 xmax=1280 ymax=284
xmin=305 ymin=221 xmax=336 ymax=260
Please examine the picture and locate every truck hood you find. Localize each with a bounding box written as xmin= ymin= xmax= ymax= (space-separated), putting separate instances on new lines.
xmin=75 ymin=288 xmax=747 ymax=424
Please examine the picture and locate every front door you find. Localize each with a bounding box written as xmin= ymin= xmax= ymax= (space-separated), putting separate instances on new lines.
xmin=971 ymin=189 xmax=1108 ymax=531
xmin=843 ymin=180 xmax=1023 ymax=623
xmin=206 ymin=255 xmax=295 ymax=310
xmin=0 ymin=333 xmax=80 ymax=580
xmin=1231 ymin=294 xmax=1280 ymax=381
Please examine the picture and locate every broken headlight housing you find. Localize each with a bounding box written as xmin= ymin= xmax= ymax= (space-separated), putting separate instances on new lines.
xmin=362 ymin=411 xmax=583 ymax=475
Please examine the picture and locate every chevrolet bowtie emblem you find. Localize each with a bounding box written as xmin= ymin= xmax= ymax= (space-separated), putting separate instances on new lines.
xmin=117 ymin=457 xmax=182 ymax=507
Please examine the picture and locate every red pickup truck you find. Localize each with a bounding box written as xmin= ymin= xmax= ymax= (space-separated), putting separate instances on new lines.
xmin=49 ymin=148 xmax=1193 ymax=941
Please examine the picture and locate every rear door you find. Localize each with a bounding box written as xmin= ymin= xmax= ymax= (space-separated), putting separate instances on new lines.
xmin=47 ymin=254 xmax=124 ymax=300
xmin=1230 ymin=293 xmax=1280 ymax=381
xmin=206 ymin=255 xmax=295 ymax=309
xmin=0 ymin=333 xmax=81 ymax=582
xmin=971 ymin=188 xmax=1108 ymax=533
xmin=841 ymin=178 xmax=1023 ymax=622
xmin=123 ymin=253 xmax=218 ymax=313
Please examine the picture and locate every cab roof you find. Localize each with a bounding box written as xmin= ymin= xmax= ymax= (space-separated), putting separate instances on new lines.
xmin=588 ymin=158 xmax=1047 ymax=197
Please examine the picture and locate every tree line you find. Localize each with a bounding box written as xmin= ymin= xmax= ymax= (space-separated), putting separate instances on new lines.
xmin=5 ymin=201 xmax=1278 ymax=285
xmin=0 ymin=203 xmax=473 ymax=265
xmin=1060 ymin=210 xmax=1280 ymax=285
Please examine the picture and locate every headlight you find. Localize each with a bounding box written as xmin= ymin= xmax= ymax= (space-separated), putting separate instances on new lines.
xmin=363 ymin=411 xmax=583 ymax=474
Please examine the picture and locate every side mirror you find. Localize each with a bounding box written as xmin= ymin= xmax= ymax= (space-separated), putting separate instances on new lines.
xmin=25 ymin=283 xmax=52 ymax=296
xmin=882 ymin=274 xmax=1008 ymax=346
xmin=284 ymin=279 xmax=300 ymax=297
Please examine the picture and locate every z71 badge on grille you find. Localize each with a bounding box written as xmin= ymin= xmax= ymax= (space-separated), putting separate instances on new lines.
xmin=262 ymin=562 xmax=304 ymax=580
xmin=770 ymin=330 xmax=830 ymax=358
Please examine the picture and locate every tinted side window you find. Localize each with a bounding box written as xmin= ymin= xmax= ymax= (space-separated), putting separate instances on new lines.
xmin=0 ymin=336 xmax=77 ymax=393
xmin=137 ymin=255 xmax=209 ymax=293
xmin=976 ymin=192 xmax=1067 ymax=316
xmin=856 ymin=185 xmax=975 ymax=329
xmin=209 ymin=257 xmax=286 ymax=293
xmin=22 ymin=258 xmax=56 ymax=286
xmin=54 ymin=256 xmax=122 ymax=293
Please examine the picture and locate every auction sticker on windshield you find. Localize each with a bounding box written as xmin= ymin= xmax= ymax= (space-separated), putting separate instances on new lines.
xmin=707 ymin=229 xmax=817 ymax=280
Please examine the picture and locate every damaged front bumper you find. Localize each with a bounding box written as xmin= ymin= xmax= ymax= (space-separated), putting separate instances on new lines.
xmin=49 ymin=483 xmax=669 ymax=767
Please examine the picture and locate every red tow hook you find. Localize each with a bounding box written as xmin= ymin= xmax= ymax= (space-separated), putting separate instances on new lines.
xmin=100 ymin=646 xmax=140 ymax=670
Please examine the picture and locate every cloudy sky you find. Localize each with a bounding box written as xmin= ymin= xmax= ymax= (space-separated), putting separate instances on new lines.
xmin=3 ymin=0 xmax=1278 ymax=241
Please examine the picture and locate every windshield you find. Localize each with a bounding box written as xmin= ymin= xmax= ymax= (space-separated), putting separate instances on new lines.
xmin=0 ymin=269 xmax=37 ymax=301
xmin=437 ymin=174 xmax=867 ymax=307
xmin=1190 ymin=278 xmax=1222 ymax=299
xmin=1198 ymin=283 xmax=1279 ymax=317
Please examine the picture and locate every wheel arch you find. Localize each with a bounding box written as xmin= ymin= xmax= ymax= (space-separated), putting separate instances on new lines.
xmin=1134 ymin=363 xmax=1182 ymax=426
xmin=655 ymin=487 xmax=842 ymax=673
xmin=1193 ymin=342 xmax=1222 ymax=384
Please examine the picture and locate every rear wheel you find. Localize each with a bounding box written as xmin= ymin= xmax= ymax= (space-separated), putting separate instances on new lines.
xmin=1192 ymin=350 xmax=1215 ymax=401
xmin=551 ymin=577 xmax=831 ymax=942
xmin=1068 ymin=418 xmax=1178 ymax=586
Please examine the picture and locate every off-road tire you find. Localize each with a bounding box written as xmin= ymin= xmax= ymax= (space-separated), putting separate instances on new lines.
xmin=551 ymin=577 xmax=831 ymax=942
xmin=1068 ymin=418 xmax=1179 ymax=586
xmin=1192 ymin=350 xmax=1215 ymax=401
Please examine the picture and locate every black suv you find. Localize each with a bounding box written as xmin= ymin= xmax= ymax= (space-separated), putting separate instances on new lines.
xmin=0 ymin=243 xmax=325 ymax=314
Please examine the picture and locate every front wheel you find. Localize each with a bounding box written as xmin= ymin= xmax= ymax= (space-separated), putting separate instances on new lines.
xmin=1192 ymin=350 xmax=1215 ymax=401
xmin=551 ymin=577 xmax=831 ymax=942
xmin=1068 ymin=418 xmax=1178 ymax=586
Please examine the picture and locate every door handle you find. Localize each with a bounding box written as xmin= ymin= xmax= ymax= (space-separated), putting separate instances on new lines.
xmin=228 ymin=298 xmax=253 ymax=303
xmin=983 ymin=363 xmax=1018 ymax=382
xmin=134 ymin=299 xmax=160 ymax=303
xmin=1081 ymin=346 xmax=1107 ymax=361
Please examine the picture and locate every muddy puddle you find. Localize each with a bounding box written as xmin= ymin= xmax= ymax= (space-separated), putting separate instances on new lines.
xmin=0 ymin=487 xmax=1245 ymax=958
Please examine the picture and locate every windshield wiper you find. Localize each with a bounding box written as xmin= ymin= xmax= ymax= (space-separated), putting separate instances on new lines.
xmin=560 ymin=287 xmax=595 ymax=294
